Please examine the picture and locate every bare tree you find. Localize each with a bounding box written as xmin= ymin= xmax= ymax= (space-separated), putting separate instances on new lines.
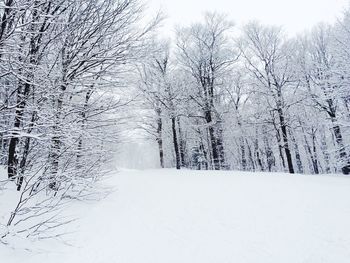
xmin=176 ymin=12 xmax=236 ymax=170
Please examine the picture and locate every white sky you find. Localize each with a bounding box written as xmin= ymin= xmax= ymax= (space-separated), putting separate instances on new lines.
xmin=147 ymin=0 xmax=349 ymax=35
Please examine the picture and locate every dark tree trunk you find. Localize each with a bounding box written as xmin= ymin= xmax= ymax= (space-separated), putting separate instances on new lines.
xmin=208 ymin=126 xmax=219 ymax=170
xmin=193 ymin=125 xmax=209 ymax=170
xmin=289 ymin=130 xmax=303 ymax=174
xmin=16 ymin=111 xmax=37 ymax=191
xmin=177 ymin=117 xmax=186 ymax=167
xmin=263 ymin=126 xmax=275 ymax=172
xmin=254 ymin=136 xmax=263 ymax=171
xmin=216 ymin=121 xmax=227 ymax=169
xmin=302 ymin=128 xmax=319 ymax=174
xmin=245 ymin=139 xmax=255 ymax=171
xmin=156 ymin=109 xmax=164 ymax=168
xmin=171 ymin=117 xmax=181 ymax=169
xmin=240 ymin=137 xmax=247 ymax=170
xmin=199 ymin=139 xmax=209 ymax=170
xmin=205 ymin=110 xmax=220 ymax=170
xmin=320 ymin=130 xmax=331 ymax=173
xmin=16 ymin=136 xmax=30 ymax=191
xmin=276 ymin=131 xmax=286 ymax=170
xmin=332 ymin=124 xmax=350 ymax=174
xmin=7 ymin=137 xmax=19 ymax=180
xmin=0 ymin=0 xmax=14 ymax=54
xmin=310 ymin=130 xmax=320 ymax=174
xmin=8 ymin=82 xmax=31 ymax=179
xmin=278 ymin=108 xmax=294 ymax=174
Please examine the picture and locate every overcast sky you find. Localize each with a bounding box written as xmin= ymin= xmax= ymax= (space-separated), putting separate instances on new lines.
xmin=148 ymin=0 xmax=349 ymax=35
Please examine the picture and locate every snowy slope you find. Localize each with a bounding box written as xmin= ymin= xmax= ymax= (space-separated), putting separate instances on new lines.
xmin=1 ymin=169 xmax=350 ymax=263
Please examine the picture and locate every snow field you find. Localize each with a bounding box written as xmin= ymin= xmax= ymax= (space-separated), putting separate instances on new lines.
xmin=1 ymin=169 xmax=350 ymax=263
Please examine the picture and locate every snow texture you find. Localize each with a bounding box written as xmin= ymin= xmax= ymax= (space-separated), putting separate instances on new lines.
xmin=1 ymin=169 xmax=350 ymax=263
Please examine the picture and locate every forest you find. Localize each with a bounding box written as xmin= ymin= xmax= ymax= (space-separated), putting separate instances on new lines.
xmin=0 ymin=0 xmax=349 ymax=245
xmin=136 ymin=13 xmax=350 ymax=175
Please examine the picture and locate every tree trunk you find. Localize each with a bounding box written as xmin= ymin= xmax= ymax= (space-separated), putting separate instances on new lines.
xmin=216 ymin=121 xmax=227 ymax=169
xmin=310 ymin=130 xmax=320 ymax=174
xmin=302 ymin=128 xmax=319 ymax=174
xmin=156 ymin=109 xmax=164 ymax=168
xmin=177 ymin=117 xmax=186 ymax=167
xmin=245 ymin=139 xmax=255 ymax=171
xmin=320 ymin=130 xmax=331 ymax=173
xmin=171 ymin=117 xmax=181 ymax=169
xmin=16 ymin=136 xmax=30 ymax=191
xmin=332 ymin=124 xmax=350 ymax=174
xmin=275 ymin=131 xmax=286 ymax=170
xmin=8 ymin=3 xmax=45 ymax=180
xmin=199 ymin=138 xmax=209 ymax=170
xmin=8 ymin=82 xmax=30 ymax=179
xmin=16 ymin=111 xmax=37 ymax=191
xmin=208 ymin=126 xmax=219 ymax=170
xmin=278 ymin=107 xmax=294 ymax=173
xmin=76 ymin=89 xmax=93 ymax=167
xmin=240 ymin=137 xmax=247 ymax=170
xmin=289 ymin=130 xmax=303 ymax=174
xmin=48 ymin=83 xmax=66 ymax=191
xmin=205 ymin=110 xmax=220 ymax=170
xmin=0 ymin=0 xmax=14 ymax=56
xmin=254 ymin=135 xmax=263 ymax=171
xmin=263 ymin=126 xmax=275 ymax=172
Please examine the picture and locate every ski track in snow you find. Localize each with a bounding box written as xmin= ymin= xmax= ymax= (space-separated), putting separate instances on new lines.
xmin=1 ymin=169 xmax=350 ymax=263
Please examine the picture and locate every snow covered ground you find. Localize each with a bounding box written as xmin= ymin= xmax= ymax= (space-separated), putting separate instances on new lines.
xmin=1 ymin=169 xmax=350 ymax=263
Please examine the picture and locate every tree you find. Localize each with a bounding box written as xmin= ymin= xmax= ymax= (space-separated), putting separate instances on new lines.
xmin=176 ymin=12 xmax=236 ymax=170
xmin=239 ymin=22 xmax=298 ymax=173
xmin=297 ymin=24 xmax=350 ymax=174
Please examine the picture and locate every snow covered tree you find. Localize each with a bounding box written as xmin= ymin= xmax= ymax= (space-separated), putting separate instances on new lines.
xmin=176 ymin=12 xmax=237 ymax=170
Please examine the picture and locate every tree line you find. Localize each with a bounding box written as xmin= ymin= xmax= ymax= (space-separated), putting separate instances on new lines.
xmin=137 ymin=11 xmax=350 ymax=175
xmin=0 ymin=0 xmax=158 ymax=239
